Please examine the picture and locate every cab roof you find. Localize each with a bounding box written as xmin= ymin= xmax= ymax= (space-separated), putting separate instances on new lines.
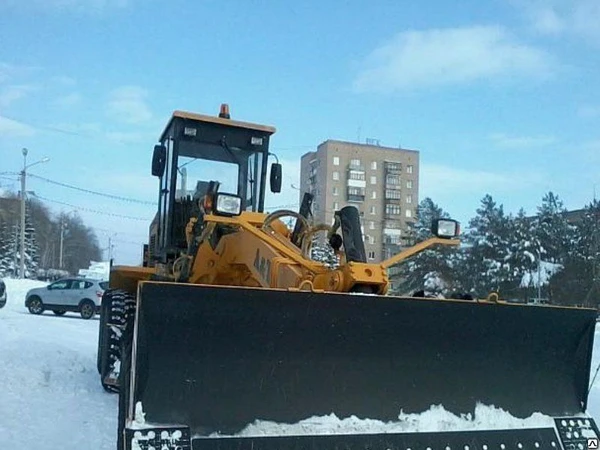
xmin=160 ymin=110 xmax=276 ymax=142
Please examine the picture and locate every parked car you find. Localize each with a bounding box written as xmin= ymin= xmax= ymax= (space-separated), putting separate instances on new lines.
xmin=0 ymin=278 xmax=6 ymax=309
xmin=24 ymin=277 xmax=108 ymax=319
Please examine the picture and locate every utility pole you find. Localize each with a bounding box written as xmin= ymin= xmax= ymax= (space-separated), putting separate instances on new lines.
xmin=59 ymin=220 xmax=66 ymax=268
xmin=108 ymin=235 xmax=115 ymax=261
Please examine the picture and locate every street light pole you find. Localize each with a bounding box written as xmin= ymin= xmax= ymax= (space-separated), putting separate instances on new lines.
xmin=19 ymin=148 xmax=50 ymax=279
xmin=20 ymin=148 xmax=28 ymax=279
xmin=537 ymin=249 xmax=542 ymax=301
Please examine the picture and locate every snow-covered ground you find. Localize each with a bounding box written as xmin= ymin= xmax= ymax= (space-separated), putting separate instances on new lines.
xmin=1 ymin=278 xmax=600 ymax=448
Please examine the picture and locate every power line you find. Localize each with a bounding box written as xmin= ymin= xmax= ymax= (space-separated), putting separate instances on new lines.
xmin=28 ymin=173 xmax=157 ymax=206
xmin=31 ymin=194 xmax=151 ymax=221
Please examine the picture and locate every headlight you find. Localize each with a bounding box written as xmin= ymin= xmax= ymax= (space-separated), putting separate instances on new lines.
xmin=214 ymin=193 xmax=242 ymax=216
xmin=432 ymin=218 xmax=460 ymax=239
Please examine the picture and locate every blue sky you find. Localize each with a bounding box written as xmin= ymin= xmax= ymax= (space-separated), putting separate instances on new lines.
xmin=1 ymin=0 xmax=599 ymax=266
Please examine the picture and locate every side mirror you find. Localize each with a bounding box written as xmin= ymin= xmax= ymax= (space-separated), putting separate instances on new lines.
xmin=151 ymin=144 xmax=167 ymax=177
xmin=270 ymin=162 xmax=282 ymax=193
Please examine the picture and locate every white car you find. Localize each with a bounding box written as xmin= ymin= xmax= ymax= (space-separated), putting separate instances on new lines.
xmin=25 ymin=277 xmax=108 ymax=319
xmin=0 ymin=279 xmax=6 ymax=309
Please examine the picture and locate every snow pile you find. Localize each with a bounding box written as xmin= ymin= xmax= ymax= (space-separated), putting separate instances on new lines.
xmin=208 ymin=404 xmax=554 ymax=438
xmin=0 ymin=278 xmax=117 ymax=449
xmin=78 ymin=260 xmax=110 ymax=280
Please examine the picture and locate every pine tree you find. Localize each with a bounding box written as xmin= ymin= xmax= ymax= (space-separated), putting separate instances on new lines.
xmin=549 ymin=200 xmax=600 ymax=307
xmin=505 ymin=209 xmax=539 ymax=300
xmin=394 ymin=197 xmax=456 ymax=296
xmin=0 ymin=221 xmax=12 ymax=276
xmin=310 ymin=235 xmax=339 ymax=268
xmin=23 ymin=209 xmax=40 ymax=277
xmin=463 ymin=194 xmax=512 ymax=296
xmin=535 ymin=192 xmax=573 ymax=263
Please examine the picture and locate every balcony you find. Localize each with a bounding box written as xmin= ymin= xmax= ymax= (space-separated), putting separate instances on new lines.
xmin=347 ymin=187 xmax=366 ymax=203
xmin=384 ymin=162 xmax=402 ymax=174
xmin=348 ymin=194 xmax=365 ymax=203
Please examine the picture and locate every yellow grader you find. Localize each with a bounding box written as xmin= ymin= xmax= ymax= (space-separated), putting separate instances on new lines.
xmin=97 ymin=105 xmax=599 ymax=450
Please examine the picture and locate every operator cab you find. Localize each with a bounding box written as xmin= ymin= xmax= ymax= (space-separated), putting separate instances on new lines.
xmin=148 ymin=104 xmax=282 ymax=264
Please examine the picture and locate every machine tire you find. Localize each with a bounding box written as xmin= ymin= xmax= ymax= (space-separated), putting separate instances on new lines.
xmin=27 ymin=296 xmax=44 ymax=315
xmin=79 ymin=299 xmax=96 ymax=320
xmin=53 ymin=310 xmax=66 ymax=316
xmin=99 ymin=290 xmax=136 ymax=393
xmin=117 ymin=322 xmax=134 ymax=450
xmin=97 ymin=290 xmax=112 ymax=374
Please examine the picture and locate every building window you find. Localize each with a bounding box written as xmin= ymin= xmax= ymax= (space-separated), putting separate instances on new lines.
xmin=406 ymin=209 xmax=412 ymax=218
xmin=371 ymin=191 xmax=377 ymax=199
xmin=333 ymin=186 xmax=338 ymax=196
xmin=386 ymin=174 xmax=400 ymax=185
xmin=333 ymin=156 xmax=340 ymax=166
xmin=385 ymin=234 xmax=402 ymax=245
xmin=368 ymin=235 xmax=376 ymax=245
xmin=407 ymin=165 xmax=413 ymax=174
xmin=368 ymin=251 xmax=376 ymax=260
xmin=369 ymin=221 xmax=375 ymax=230
xmin=333 ymin=202 xmax=339 ymax=210
xmin=385 ymin=204 xmax=401 ymax=215
xmin=333 ymin=171 xmax=339 ymax=181
xmin=350 ymin=158 xmax=361 ymax=168
xmin=370 ymin=176 xmax=377 ymax=185
xmin=371 ymin=161 xmax=377 ymax=170
xmin=406 ymin=195 xmax=412 ymax=204
xmin=370 ymin=206 xmax=376 ymax=215
xmin=406 ymin=180 xmax=413 ymax=189
xmin=349 ymin=171 xmax=366 ymax=181
xmin=385 ymin=190 xmax=402 ymax=200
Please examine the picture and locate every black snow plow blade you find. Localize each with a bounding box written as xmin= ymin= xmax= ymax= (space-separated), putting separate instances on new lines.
xmin=124 ymin=282 xmax=597 ymax=449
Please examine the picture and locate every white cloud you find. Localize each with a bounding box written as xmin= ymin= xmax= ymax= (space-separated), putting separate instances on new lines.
xmin=0 ymin=84 xmax=38 ymax=108
xmin=54 ymin=92 xmax=82 ymax=108
xmin=489 ymin=132 xmax=556 ymax=148
xmin=515 ymin=0 xmax=600 ymax=43
xmin=107 ymin=85 xmax=152 ymax=124
xmin=353 ymin=26 xmax=554 ymax=93
xmin=0 ymin=116 xmax=36 ymax=137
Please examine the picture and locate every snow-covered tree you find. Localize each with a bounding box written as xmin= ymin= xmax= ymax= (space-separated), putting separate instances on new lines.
xmin=0 ymin=221 xmax=12 ymax=276
xmin=462 ymin=194 xmax=512 ymax=296
xmin=393 ymin=197 xmax=458 ymax=296
xmin=0 ymin=210 xmax=41 ymax=278
xmin=534 ymin=192 xmax=574 ymax=264
xmin=310 ymin=235 xmax=339 ymax=268
xmin=549 ymin=200 xmax=600 ymax=307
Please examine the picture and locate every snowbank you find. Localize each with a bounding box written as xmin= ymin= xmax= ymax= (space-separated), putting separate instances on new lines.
xmin=0 ymin=278 xmax=117 ymax=448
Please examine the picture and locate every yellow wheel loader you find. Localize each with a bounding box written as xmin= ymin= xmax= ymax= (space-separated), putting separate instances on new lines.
xmin=97 ymin=105 xmax=599 ymax=450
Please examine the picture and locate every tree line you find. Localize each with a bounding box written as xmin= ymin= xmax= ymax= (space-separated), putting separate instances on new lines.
xmin=0 ymin=193 xmax=103 ymax=279
xmin=393 ymin=192 xmax=600 ymax=307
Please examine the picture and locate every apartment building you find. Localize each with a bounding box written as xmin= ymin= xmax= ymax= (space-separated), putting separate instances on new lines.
xmin=300 ymin=139 xmax=419 ymax=262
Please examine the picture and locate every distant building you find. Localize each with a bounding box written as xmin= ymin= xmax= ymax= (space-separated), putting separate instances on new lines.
xmin=300 ymin=139 xmax=420 ymax=263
